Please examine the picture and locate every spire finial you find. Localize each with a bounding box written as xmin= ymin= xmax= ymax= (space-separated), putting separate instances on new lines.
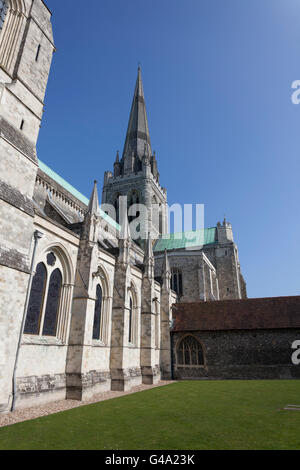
xmin=146 ymin=232 xmax=153 ymax=258
xmin=87 ymin=180 xmax=99 ymax=216
xmin=162 ymin=249 xmax=171 ymax=290
xmin=162 ymin=249 xmax=171 ymax=276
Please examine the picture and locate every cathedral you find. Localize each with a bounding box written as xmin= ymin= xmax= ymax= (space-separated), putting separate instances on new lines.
xmin=0 ymin=0 xmax=247 ymax=413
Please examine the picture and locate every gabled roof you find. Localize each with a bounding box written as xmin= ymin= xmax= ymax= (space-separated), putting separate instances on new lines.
xmin=153 ymin=228 xmax=217 ymax=252
xmin=38 ymin=160 xmax=120 ymax=230
xmin=172 ymin=296 xmax=300 ymax=332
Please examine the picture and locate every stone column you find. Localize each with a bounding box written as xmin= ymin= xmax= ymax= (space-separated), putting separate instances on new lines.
xmin=140 ymin=277 xmax=160 ymax=384
xmin=110 ymin=262 xmax=130 ymax=391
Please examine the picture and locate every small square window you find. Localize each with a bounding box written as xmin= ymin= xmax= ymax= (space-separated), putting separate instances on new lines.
xmin=35 ymin=45 xmax=41 ymax=62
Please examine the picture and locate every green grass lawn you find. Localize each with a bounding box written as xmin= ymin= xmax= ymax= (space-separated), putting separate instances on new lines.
xmin=1 ymin=380 xmax=300 ymax=450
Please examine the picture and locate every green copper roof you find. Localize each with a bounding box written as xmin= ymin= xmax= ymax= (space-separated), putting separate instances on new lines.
xmin=38 ymin=160 xmax=90 ymax=205
xmin=153 ymin=228 xmax=217 ymax=252
xmin=38 ymin=160 xmax=120 ymax=230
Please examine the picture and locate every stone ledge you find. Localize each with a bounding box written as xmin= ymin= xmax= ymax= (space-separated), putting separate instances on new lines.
xmin=0 ymin=179 xmax=34 ymax=217
xmin=0 ymin=117 xmax=37 ymax=163
xmin=0 ymin=248 xmax=30 ymax=274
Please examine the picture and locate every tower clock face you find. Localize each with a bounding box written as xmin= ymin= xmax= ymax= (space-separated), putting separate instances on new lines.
xmin=0 ymin=0 xmax=7 ymax=32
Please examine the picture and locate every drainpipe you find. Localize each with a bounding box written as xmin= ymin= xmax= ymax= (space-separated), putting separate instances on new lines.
xmin=11 ymin=230 xmax=44 ymax=412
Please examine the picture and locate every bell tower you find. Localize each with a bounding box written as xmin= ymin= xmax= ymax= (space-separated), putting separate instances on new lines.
xmin=102 ymin=67 xmax=168 ymax=241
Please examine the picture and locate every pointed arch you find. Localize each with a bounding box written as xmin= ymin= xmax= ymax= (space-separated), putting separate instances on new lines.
xmin=113 ymin=193 xmax=122 ymax=224
xmin=92 ymin=284 xmax=103 ymax=340
xmin=24 ymin=262 xmax=47 ymax=335
xmin=128 ymin=280 xmax=138 ymax=308
xmin=128 ymin=189 xmax=140 ymax=223
xmin=128 ymin=189 xmax=140 ymax=206
xmin=23 ymin=243 xmax=74 ymax=342
xmin=41 ymin=242 xmax=75 ymax=285
xmin=42 ymin=268 xmax=62 ymax=337
xmin=127 ymin=281 xmax=139 ymax=345
xmin=128 ymin=295 xmax=133 ymax=343
xmin=92 ymin=264 xmax=111 ymax=344
xmin=175 ymin=335 xmax=205 ymax=368
xmin=171 ymin=268 xmax=183 ymax=296
xmin=92 ymin=264 xmax=111 ymax=299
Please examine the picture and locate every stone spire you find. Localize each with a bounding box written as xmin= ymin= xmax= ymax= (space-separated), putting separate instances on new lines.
xmin=122 ymin=66 xmax=152 ymax=165
xmin=87 ymin=180 xmax=99 ymax=216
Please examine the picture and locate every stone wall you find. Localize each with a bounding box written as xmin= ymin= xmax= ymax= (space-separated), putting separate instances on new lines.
xmin=14 ymin=214 xmax=79 ymax=408
xmin=171 ymin=297 xmax=300 ymax=381
xmin=0 ymin=266 xmax=29 ymax=412
xmin=172 ymin=329 xmax=300 ymax=380
xmin=102 ymin=165 xmax=168 ymax=237
xmin=155 ymin=250 xmax=219 ymax=302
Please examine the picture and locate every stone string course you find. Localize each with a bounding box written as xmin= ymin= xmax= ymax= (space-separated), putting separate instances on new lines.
xmin=0 ymin=178 xmax=34 ymax=216
xmin=0 ymin=117 xmax=37 ymax=163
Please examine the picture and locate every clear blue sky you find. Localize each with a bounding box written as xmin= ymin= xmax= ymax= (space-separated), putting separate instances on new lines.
xmin=40 ymin=0 xmax=300 ymax=299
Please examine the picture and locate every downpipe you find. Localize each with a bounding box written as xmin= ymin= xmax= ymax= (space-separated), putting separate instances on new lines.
xmin=11 ymin=230 xmax=43 ymax=412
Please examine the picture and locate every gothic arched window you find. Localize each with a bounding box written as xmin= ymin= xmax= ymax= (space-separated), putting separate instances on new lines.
xmin=171 ymin=268 xmax=183 ymax=296
xmin=42 ymin=268 xmax=62 ymax=337
xmin=176 ymin=336 xmax=204 ymax=367
xmin=128 ymin=190 xmax=140 ymax=223
xmin=93 ymin=284 xmax=103 ymax=340
xmin=128 ymin=297 xmax=133 ymax=343
xmin=114 ymin=194 xmax=121 ymax=223
xmin=24 ymin=250 xmax=71 ymax=341
xmin=24 ymin=263 xmax=47 ymax=335
xmin=159 ymin=208 xmax=163 ymax=235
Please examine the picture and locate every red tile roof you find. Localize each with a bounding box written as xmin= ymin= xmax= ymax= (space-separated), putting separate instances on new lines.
xmin=172 ymin=296 xmax=300 ymax=332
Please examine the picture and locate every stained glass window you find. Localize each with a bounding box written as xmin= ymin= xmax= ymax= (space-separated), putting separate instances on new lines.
xmin=47 ymin=252 xmax=56 ymax=267
xmin=92 ymin=285 xmax=103 ymax=340
xmin=177 ymin=336 xmax=204 ymax=367
xmin=0 ymin=1 xmax=7 ymax=32
xmin=42 ymin=268 xmax=62 ymax=337
xmin=24 ymin=263 xmax=47 ymax=335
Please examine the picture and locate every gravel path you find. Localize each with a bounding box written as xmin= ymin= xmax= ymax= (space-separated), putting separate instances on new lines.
xmin=0 ymin=380 xmax=175 ymax=429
